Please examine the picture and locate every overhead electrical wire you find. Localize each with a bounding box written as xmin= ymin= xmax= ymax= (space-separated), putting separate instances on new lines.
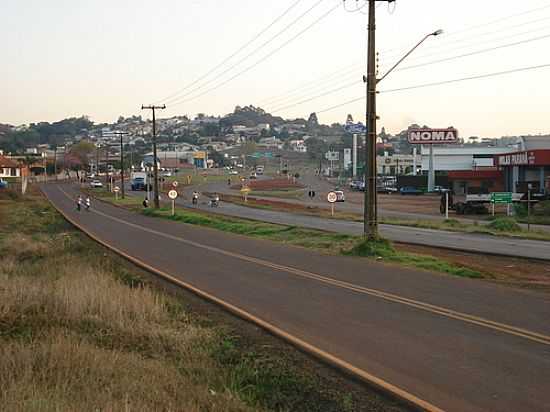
xmin=163 ymin=0 xmax=327 ymax=106
xmin=267 ymin=30 xmax=550 ymax=112
xmin=261 ymin=9 xmax=550 ymax=108
xmin=168 ymin=2 xmax=341 ymax=108
xmin=312 ymin=63 xmax=550 ymax=114
xmin=156 ymin=0 xmax=304 ymax=105
xmin=378 ymin=3 xmax=550 ymax=57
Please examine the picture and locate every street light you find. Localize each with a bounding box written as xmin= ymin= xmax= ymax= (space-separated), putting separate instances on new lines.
xmin=363 ymin=0 xmax=443 ymax=240
xmin=377 ymin=29 xmax=444 ymax=84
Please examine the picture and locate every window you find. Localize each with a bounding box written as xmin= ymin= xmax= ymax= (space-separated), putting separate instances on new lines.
xmin=10 ymin=168 xmax=17 ymax=176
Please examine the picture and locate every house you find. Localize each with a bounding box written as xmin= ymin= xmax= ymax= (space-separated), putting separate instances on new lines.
xmin=0 ymin=155 xmax=24 ymax=178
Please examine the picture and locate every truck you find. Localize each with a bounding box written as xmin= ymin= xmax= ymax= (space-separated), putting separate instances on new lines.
xmin=130 ymin=172 xmax=151 ymax=191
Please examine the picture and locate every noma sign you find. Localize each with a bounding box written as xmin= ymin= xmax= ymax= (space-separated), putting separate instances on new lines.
xmin=407 ymin=128 xmax=459 ymax=145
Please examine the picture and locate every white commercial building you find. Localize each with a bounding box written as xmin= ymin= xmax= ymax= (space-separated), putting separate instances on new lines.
xmin=420 ymin=146 xmax=516 ymax=172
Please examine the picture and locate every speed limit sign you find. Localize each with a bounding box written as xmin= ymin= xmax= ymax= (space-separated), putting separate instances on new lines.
xmin=327 ymin=191 xmax=337 ymax=203
xmin=168 ymin=190 xmax=178 ymax=200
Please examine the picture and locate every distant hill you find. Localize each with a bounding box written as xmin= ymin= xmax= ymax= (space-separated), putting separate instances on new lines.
xmin=221 ymin=105 xmax=286 ymax=128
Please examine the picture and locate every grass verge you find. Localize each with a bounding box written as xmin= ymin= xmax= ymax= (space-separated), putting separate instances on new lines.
xmin=0 ymin=188 xmax=403 ymax=412
xmin=90 ymin=189 xmax=484 ymax=279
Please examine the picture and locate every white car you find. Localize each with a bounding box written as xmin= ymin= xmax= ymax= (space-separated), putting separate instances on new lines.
xmin=229 ymin=170 xmax=238 ymax=175
xmin=90 ymin=180 xmax=103 ymax=188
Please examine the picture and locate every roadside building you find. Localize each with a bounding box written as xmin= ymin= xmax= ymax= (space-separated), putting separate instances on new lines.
xmin=448 ymin=170 xmax=505 ymax=195
xmin=0 ymin=155 xmax=22 ymax=178
xmin=420 ymin=146 xmax=516 ymax=172
xmin=495 ymin=149 xmax=550 ymax=193
xmin=378 ymin=153 xmax=421 ymax=175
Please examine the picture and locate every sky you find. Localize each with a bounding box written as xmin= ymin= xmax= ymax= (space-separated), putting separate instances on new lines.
xmin=2 ymin=0 xmax=550 ymax=138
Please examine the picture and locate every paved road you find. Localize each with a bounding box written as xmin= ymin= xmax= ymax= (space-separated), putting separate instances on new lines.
xmin=127 ymin=183 xmax=550 ymax=261
xmin=44 ymin=183 xmax=550 ymax=412
xmin=200 ymin=176 xmax=550 ymax=233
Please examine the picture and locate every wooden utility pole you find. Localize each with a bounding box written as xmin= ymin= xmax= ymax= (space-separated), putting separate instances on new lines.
xmin=141 ymin=104 xmax=166 ymax=208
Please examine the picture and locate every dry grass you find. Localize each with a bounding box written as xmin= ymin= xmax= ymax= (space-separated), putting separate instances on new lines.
xmin=0 ymin=233 xmax=254 ymax=412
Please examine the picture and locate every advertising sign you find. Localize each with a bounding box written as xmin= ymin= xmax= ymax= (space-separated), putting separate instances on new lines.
xmin=408 ymin=128 xmax=459 ymax=145
xmin=496 ymin=150 xmax=550 ymax=167
xmin=344 ymin=122 xmax=367 ymax=134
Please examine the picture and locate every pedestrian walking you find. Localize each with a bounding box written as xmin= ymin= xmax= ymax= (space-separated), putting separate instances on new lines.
xmin=142 ymin=197 xmax=149 ymax=208
xmin=76 ymin=195 xmax=82 ymax=212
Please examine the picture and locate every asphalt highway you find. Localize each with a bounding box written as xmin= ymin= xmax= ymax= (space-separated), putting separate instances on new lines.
xmin=43 ymin=183 xmax=550 ymax=412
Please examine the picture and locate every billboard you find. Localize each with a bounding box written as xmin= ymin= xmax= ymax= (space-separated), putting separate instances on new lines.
xmin=344 ymin=122 xmax=367 ymax=134
xmin=407 ymin=128 xmax=459 ymax=145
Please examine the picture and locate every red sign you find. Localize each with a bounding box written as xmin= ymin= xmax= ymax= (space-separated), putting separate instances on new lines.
xmin=496 ymin=150 xmax=550 ymax=167
xmin=407 ymin=128 xmax=459 ymax=145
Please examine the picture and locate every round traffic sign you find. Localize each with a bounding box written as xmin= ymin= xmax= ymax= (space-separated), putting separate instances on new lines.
xmin=172 ymin=180 xmax=179 ymax=188
xmin=168 ymin=190 xmax=178 ymax=200
xmin=327 ymin=191 xmax=337 ymax=203
xmin=114 ymin=186 xmax=120 ymax=193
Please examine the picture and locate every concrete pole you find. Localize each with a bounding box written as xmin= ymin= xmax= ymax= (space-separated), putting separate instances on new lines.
xmin=353 ymin=134 xmax=358 ymax=178
xmin=413 ymin=147 xmax=417 ymax=176
xmin=428 ymin=144 xmax=435 ymax=192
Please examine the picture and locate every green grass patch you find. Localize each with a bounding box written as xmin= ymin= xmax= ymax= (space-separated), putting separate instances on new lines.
xmin=344 ymin=238 xmax=483 ymax=279
xmin=486 ymin=217 xmax=522 ymax=232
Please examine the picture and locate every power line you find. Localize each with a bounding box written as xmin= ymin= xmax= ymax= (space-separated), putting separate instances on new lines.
xmin=156 ymin=0 xmax=304 ymax=105
xmin=164 ymin=0 xmax=326 ymax=105
xmin=269 ymin=31 xmax=550 ymax=112
xmin=264 ymin=14 xmax=550 ymax=109
xmin=379 ymin=3 xmax=550 ymax=57
xmin=168 ymin=2 xmax=340 ymax=108
xmin=396 ymin=32 xmax=550 ymax=72
xmin=314 ymin=63 xmax=550 ymax=114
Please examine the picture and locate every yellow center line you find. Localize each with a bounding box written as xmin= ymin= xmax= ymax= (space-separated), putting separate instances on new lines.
xmin=58 ymin=185 xmax=550 ymax=347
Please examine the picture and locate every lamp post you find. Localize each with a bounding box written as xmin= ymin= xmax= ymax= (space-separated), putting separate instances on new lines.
xmin=362 ymin=0 xmax=443 ymax=239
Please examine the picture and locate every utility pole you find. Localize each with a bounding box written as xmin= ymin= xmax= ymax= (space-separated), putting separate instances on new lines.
xmin=358 ymin=0 xmax=440 ymax=239
xmin=105 ymin=131 xmax=129 ymax=199
xmin=53 ymin=146 xmax=58 ymax=180
xmin=364 ymin=0 xmax=384 ymax=239
xmin=141 ymin=104 xmax=166 ymax=208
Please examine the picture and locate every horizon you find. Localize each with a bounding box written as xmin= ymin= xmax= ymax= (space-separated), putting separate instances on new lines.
xmin=2 ymin=0 xmax=550 ymax=139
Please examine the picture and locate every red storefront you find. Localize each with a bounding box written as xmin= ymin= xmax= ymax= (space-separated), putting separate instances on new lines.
xmin=495 ymin=149 xmax=550 ymax=193
xmin=448 ymin=169 xmax=504 ymax=195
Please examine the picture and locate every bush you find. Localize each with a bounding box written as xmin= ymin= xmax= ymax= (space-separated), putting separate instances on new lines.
xmin=513 ymin=203 xmax=527 ymax=218
xmin=487 ymin=217 xmax=522 ymax=232
xmin=533 ymin=200 xmax=550 ymax=216
xmin=344 ymin=237 xmax=395 ymax=258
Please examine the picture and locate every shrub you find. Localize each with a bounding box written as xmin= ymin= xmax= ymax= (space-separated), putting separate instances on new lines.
xmin=533 ymin=200 xmax=550 ymax=216
xmin=487 ymin=217 xmax=522 ymax=232
xmin=344 ymin=237 xmax=395 ymax=258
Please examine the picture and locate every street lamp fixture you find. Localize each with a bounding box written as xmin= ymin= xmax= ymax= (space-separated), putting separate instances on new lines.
xmin=377 ymin=29 xmax=444 ymax=84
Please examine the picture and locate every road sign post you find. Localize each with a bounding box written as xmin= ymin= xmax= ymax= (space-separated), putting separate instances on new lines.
xmin=327 ymin=191 xmax=337 ymax=217
xmin=490 ymin=192 xmax=513 ymax=216
xmin=240 ymin=186 xmax=251 ymax=203
xmin=445 ymin=191 xmax=449 ymax=220
xmin=168 ymin=189 xmax=178 ymax=216
xmin=114 ymin=186 xmax=120 ymax=201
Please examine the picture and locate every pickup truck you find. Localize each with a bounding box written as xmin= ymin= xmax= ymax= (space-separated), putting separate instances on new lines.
xmin=131 ymin=177 xmax=151 ymax=191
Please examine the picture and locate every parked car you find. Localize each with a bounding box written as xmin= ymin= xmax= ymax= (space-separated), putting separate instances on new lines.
xmin=0 ymin=179 xmax=8 ymax=189
xmin=90 ymin=180 xmax=103 ymax=188
xmin=377 ymin=185 xmax=398 ymax=194
xmin=400 ymin=186 xmax=423 ymax=195
xmin=334 ymin=190 xmax=346 ymax=202
xmin=350 ymin=180 xmax=365 ymax=191
xmin=161 ymin=171 xmax=173 ymax=177
xmin=432 ymin=185 xmax=449 ymax=193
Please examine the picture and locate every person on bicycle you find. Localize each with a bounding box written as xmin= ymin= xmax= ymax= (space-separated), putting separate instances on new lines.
xmin=85 ymin=196 xmax=91 ymax=211
xmin=192 ymin=191 xmax=199 ymax=205
xmin=76 ymin=195 xmax=82 ymax=212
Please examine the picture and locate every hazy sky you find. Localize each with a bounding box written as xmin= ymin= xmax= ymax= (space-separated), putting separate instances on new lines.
xmin=2 ymin=0 xmax=550 ymax=137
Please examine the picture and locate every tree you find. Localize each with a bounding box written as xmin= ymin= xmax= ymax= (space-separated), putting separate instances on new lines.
xmin=305 ymin=137 xmax=328 ymax=161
